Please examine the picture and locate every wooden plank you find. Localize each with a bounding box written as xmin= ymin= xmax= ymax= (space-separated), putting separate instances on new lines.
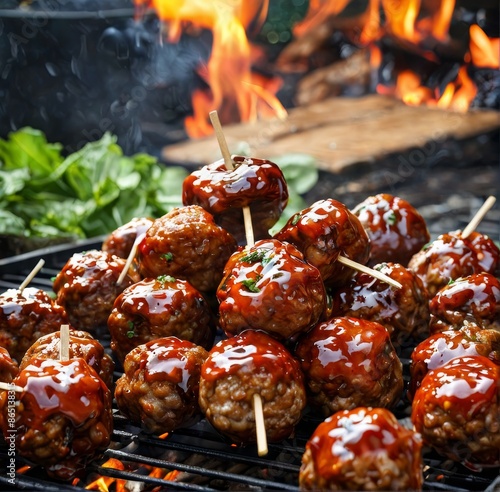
xmin=162 ymin=94 xmax=500 ymax=172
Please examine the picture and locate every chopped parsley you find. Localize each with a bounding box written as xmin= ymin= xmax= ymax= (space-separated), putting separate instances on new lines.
xmin=240 ymin=249 xmax=269 ymax=264
xmin=126 ymin=321 xmax=135 ymax=338
xmin=161 ymin=252 xmax=173 ymax=262
xmin=386 ymin=211 xmax=397 ymax=226
xmin=157 ymin=274 xmax=175 ymax=285
xmin=241 ymin=276 xmax=261 ymax=293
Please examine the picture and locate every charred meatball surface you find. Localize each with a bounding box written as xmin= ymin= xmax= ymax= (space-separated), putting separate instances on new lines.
xmin=115 ymin=337 xmax=208 ymax=434
xmin=429 ymin=273 xmax=500 ymax=333
xmin=295 ymin=316 xmax=403 ymax=416
xmin=138 ymin=205 xmax=238 ymax=294
xmin=182 ymin=155 xmax=288 ymax=245
xmin=411 ymin=355 xmax=500 ymax=471
xmin=0 ymin=357 xmax=113 ymax=481
xmin=53 ymin=249 xmax=141 ymax=331
xmin=299 ymin=407 xmax=423 ymax=491
xmin=199 ymin=330 xmax=306 ymax=444
xmin=20 ymin=329 xmax=114 ymax=389
xmin=108 ymin=275 xmax=215 ymax=363
xmin=217 ymin=239 xmax=326 ymax=341
xmin=274 ymin=198 xmax=370 ymax=288
xmin=353 ymin=193 xmax=430 ymax=267
xmin=0 ymin=287 xmax=69 ymax=363
xmin=330 ymin=262 xmax=430 ymax=351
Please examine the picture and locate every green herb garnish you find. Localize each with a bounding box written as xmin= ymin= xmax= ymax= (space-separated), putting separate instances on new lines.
xmin=126 ymin=321 xmax=135 ymax=338
xmin=241 ymin=276 xmax=261 ymax=293
xmin=157 ymin=274 xmax=175 ymax=284
xmin=161 ymin=252 xmax=173 ymax=262
xmin=386 ymin=211 xmax=397 ymax=226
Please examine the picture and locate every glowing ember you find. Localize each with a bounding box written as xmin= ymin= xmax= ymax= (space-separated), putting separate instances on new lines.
xmin=469 ymin=24 xmax=500 ymax=69
xmin=136 ymin=0 xmax=286 ymax=137
xmin=85 ymin=458 xmax=126 ymax=491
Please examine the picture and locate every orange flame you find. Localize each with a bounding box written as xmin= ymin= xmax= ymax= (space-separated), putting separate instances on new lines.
xmin=86 ymin=458 xmax=126 ymax=491
xmin=137 ymin=0 xmax=286 ymax=137
xmin=469 ymin=24 xmax=500 ymax=69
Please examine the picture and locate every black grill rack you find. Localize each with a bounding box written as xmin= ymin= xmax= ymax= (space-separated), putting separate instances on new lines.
xmin=0 ymin=240 xmax=499 ymax=492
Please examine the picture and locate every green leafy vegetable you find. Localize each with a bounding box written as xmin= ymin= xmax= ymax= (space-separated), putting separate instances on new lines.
xmin=0 ymin=128 xmax=188 ymax=242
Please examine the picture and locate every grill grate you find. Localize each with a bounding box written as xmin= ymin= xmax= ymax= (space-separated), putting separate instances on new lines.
xmin=0 ymin=239 xmax=498 ymax=492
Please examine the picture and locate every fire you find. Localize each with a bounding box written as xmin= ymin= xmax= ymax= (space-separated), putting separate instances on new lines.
xmin=291 ymin=0 xmax=500 ymax=112
xmin=137 ymin=0 xmax=286 ymax=137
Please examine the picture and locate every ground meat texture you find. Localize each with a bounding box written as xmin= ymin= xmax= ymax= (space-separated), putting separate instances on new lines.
xmin=19 ymin=329 xmax=114 ymax=389
xmin=137 ymin=205 xmax=238 ymax=294
xmin=329 ymin=262 xmax=430 ymax=352
xmin=53 ymin=250 xmax=141 ymax=331
xmin=0 ymin=347 xmax=18 ymax=383
xmin=464 ymin=230 xmax=500 ymax=276
xmin=108 ymin=276 xmax=215 ymax=363
xmin=408 ymin=232 xmax=479 ymax=297
xmin=274 ymin=198 xmax=370 ymax=288
xmin=0 ymin=357 xmax=113 ymax=481
xmin=102 ymin=216 xmax=154 ymax=259
xmin=299 ymin=407 xmax=423 ymax=491
xmin=294 ymin=317 xmax=403 ymax=417
xmin=409 ymin=326 xmax=500 ymax=401
xmin=115 ymin=337 xmax=208 ymax=434
xmin=429 ymin=273 xmax=500 ymax=334
xmin=198 ymin=330 xmax=306 ymax=444
xmin=217 ymin=239 xmax=326 ymax=341
xmin=411 ymin=355 xmax=500 ymax=471
xmin=0 ymin=287 xmax=69 ymax=363
xmin=182 ymin=155 xmax=288 ymax=245
xmin=352 ymin=193 xmax=430 ymax=267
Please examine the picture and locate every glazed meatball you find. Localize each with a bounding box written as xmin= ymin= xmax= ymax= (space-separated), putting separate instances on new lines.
xmin=137 ymin=205 xmax=238 ymax=294
xmin=108 ymin=276 xmax=215 ymax=363
xmin=429 ymin=273 xmax=500 ymax=333
xmin=19 ymin=329 xmax=114 ymax=389
xmin=102 ymin=216 xmax=154 ymax=259
xmin=299 ymin=407 xmax=423 ymax=491
xmin=0 ymin=357 xmax=113 ymax=481
xmin=0 ymin=347 xmax=18 ymax=383
xmin=274 ymin=198 xmax=370 ymax=288
xmin=411 ymin=355 xmax=500 ymax=471
xmin=198 ymin=330 xmax=306 ymax=444
xmin=352 ymin=193 xmax=430 ymax=267
xmin=53 ymin=249 xmax=141 ymax=331
xmin=115 ymin=337 xmax=208 ymax=433
xmin=217 ymin=239 xmax=326 ymax=341
xmin=409 ymin=326 xmax=500 ymax=400
xmin=0 ymin=287 xmax=69 ymax=363
xmin=295 ymin=317 xmax=403 ymax=416
xmin=182 ymin=155 xmax=289 ymax=245
xmin=330 ymin=262 xmax=430 ymax=351
xmin=408 ymin=230 xmax=500 ymax=297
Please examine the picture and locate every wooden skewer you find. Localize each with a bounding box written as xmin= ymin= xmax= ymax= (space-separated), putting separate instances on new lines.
xmin=117 ymin=232 xmax=146 ymax=285
xmin=337 ymin=256 xmax=403 ymax=289
xmin=0 ymin=382 xmax=23 ymax=392
xmin=18 ymin=259 xmax=45 ymax=294
xmin=60 ymin=324 xmax=70 ymax=361
xmin=209 ymin=110 xmax=255 ymax=247
xmin=253 ymin=393 xmax=268 ymax=457
xmin=461 ymin=195 xmax=496 ymax=239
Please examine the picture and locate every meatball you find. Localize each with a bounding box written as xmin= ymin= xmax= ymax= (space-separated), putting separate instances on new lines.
xmin=411 ymin=355 xmax=500 ymax=471
xmin=217 ymin=239 xmax=326 ymax=341
xmin=198 ymin=330 xmax=306 ymax=444
xmin=408 ymin=230 xmax=500 ymax=297
xmin=108 ymin=275 xmax=215 ymax=363
xmin=352 ymin=194 xmax=429 ymax=267
xmin=102 ymin=216 xmax=154 ymax=259
xmin=299 ymin=407 xmax=423 ymax=491
xmin=330 ymin=262 xmax=430 ymax=351
xmin=409 ymin=326 xmax=500 ymax=400
xmin=182 ymin=155 xmax=288 ymax=245
xmin=274 ymin=198 xmax=370 ymax=288
xmin=137 ymin=205 xmax=238 ymax=294
xmin=0 ymin=347 xmax=18 ymax=384
xmin=53 ymin=249 xmax=141 ymax=331
xmin=295 ymin=317 xmax=403 ymax=416
xmin=0 ymin=357 xmax=113 ymax=481
xmin=115 ymin=337 xmax=208 ymax=433
xmin=0 ymin=287 xmax=69 ymax=363
xmin=19 ymin=329 xmax=114 ymax=389
xmin=429 ymin=273 xmax=500 ymax=333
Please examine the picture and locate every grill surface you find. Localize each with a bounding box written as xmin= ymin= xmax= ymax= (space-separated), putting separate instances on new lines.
xmin=0 ymin=239 xmax=499 ymax=492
